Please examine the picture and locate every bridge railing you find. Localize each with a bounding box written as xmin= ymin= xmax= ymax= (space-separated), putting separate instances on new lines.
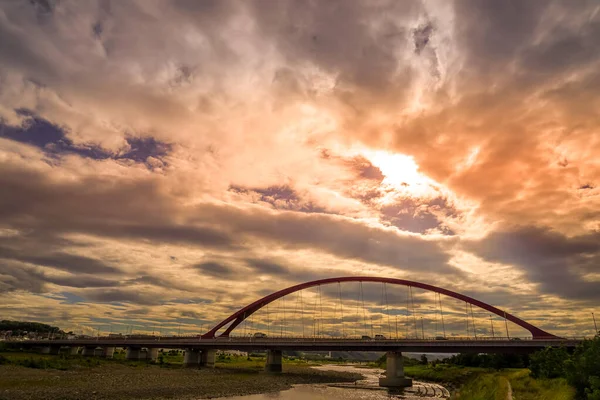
xmin=19 ymin=335 xmax=589 ymax=343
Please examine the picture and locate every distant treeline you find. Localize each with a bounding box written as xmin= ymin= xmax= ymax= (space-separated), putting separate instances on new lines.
xmin=445 ymin=352 xmax=529 ymax=369
xmin=0 ymin=320 xmax=63 ymax=334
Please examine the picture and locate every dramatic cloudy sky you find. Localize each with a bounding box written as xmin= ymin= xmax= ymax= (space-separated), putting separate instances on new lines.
xmin=1 ymin=0 xmax=599 ymax=337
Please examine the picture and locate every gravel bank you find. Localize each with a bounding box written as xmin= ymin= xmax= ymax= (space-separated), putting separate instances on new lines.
xmin=0 ymin=364 xmax=362 ymax=400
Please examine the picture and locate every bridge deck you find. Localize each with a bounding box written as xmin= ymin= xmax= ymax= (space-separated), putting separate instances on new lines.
xmin=7 ymin=337 xmax=583 ymax=354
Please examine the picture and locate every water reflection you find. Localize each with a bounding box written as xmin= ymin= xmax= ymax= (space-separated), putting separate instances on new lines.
xmin=218 ymin=365 xmax=449 ymax=399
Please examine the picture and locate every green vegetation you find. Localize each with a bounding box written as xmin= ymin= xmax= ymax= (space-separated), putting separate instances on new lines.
xmin=455 ymin=372 xmax=509 ymax=400
xmin=405 ymin=364 xmax=485 ymax=386
xmin=402 ymin=364 xmax=575 ymax=400
xmin=507 ymin=369 xmax=575 ymax=400
xmin=528 ymin=335 xmax=600 ymax=399
xmin=0 ymin=320 xmax=63 ymax=335
xmin=446 ymin=352 xmax=529 ymax=369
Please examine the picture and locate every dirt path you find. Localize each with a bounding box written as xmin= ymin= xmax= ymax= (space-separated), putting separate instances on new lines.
xmin=506 ymin=378 xmax=513 ymax=400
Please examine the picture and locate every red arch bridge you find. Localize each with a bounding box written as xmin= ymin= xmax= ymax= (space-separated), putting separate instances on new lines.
xmin=11 ymin=277 xmax=585 ymax=388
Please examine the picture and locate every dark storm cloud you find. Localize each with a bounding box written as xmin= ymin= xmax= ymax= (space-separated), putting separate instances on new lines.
xmin=0 ymin=259 xmax=117 ymax=293
xmin=192 ymin=262 xmax=238 ymax=279
xmin=0 ymin=161 xmax=237 ymax=249
xmin=466 ymin=226 xmax=600 ymax=301
xmin=201 ymin=203 xmax=458 ymax=275
xmin=249 ymin=0 xmax=420 ymax=91
xmin=83 ymin=288 xmax=162 ymax=305
xmin=0 ymin=261 xmax=46 ymax=293
xmin=453 ymin=0 xmax=545 ymax=75
xmin=0 ymin=246 xmax=119 ymax=274
xmin=246 ymin=258 xmax=288 ymax=276
xmin=125 ymin=275 xmax=200 ymax=293
xmin=42 ymin=274 xmax=118 ymax=289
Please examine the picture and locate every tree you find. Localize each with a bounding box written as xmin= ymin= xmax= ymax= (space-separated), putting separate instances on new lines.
xmin=420 ymin=354 xmax=428 ymax=365
xmin=529 ymin=346 xmax=569 ymax=379
xmin=565 ymin=335 xmax=600 ymax=399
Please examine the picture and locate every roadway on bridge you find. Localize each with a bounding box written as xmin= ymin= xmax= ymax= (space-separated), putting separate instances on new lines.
xmin=10 ymin=337 xmax=582 ymax=353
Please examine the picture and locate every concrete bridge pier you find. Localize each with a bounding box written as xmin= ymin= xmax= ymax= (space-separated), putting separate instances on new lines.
xmin=41 ymin=345 xmax=60 ymax=355
xmin=200 ymin=349 xmax=216 ymax=368
xmin=147 ymin=348 xmax=159 ymax=362
xmin=265 ymin=349 xmax=282 ymax=373
xmin=183 ymin=348 xmax=201 ymax=368
xmin=68 ymin=346 xmax=79 ymax=355
xmin=126 ymin=347 xmax=142 ymax=360
xmin=82 ymin=346 xmax=97 ymax=357
xmin=378 ymin=352 xmax=413 ymax=388
xmin=102 ymin=347 xmax=115 ymax=358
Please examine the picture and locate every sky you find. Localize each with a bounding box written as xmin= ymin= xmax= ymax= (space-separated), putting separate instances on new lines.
xmin=0 ymin=0 xmax=599 ymax=338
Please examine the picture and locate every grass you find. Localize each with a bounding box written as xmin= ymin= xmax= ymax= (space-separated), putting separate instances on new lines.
xmin=454 ymin=373 xmax=508 ymax=400
xmin=402 ymin=364 xmax=575 ymax=400
xmin=506 ymin=369 xmax=575 ymax=400
xmin=0 ymin=351 xmax=326 ymax=372
xmin=405 ymin=364 xmax=486 ymax=385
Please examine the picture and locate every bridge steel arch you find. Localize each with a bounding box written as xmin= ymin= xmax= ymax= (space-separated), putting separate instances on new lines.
xmin=202 ymin=277 xmax=557 ymax=339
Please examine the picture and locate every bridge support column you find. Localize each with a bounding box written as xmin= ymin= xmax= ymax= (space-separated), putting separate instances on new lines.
xmin=126 ymin=347 xmax=142 ymax=360
xmin=41 ymin=345 xmax=60 ymax=355
xmin=200 ymin=349 xmax=216 ymax=368
xmin=379 ymin=352 xmax=413 ymax=388
xmin=82 ymin=346 xmax=97 ymax=357
xmin=102 ymin=347 xmax=115 ymax=358
xmin=183 ymin=348 xmax=201 ymax=368
xmin=147 ymin=348 xmax=159 ymax=362
xmin=68 ymin=346 xmax=79 ymax=355
xmin=265 ymin=350 xmax=282 ymax=373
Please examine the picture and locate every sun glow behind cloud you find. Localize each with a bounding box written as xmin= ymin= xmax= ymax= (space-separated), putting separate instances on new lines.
xmin=362 ymin=149 xmax=440 ymax=200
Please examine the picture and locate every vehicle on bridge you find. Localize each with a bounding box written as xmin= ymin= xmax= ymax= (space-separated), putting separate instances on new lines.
xmin=374 ymin=334 xmax=386 ymax=340
xmin=253 ymin=332 xmax=267 ymax=338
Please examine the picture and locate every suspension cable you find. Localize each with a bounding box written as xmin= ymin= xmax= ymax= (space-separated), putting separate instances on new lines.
xmin=313 ymin=287 xmax=319 ymax=338
xmin=470 ymin=303 xmax=477 ymax=339
xmin=434 ymin=293 xmax=439 ymax=337
xmin=380 ymin=282 xmax=385 ymax=335
xmin=338 ymin=282 xmax=344 ymax=338
xmin=355 ymin=282 xmax=360 ymax=338
xmin=279 ymin=296 xmax=285 ymax=337
xmin=360 ymin=281 xmax=367 ymax=336
xmin=266 ymin=303 xmax=270 ymax=337
xmin=465 ymin=301 xmax=470 ymax=338
xmin=410 ymin=286 xmax=418 ymax=338
xmin=405 ymin=285 xmax=410 ymax=338
xmin=384 ymin=282 xmax=391 ymax=338
xmin=439 ymin=292 xmax=446 ymax=338
xmin=318 ymin=285 xmax=324 ymax=337
xmin=300 ymin=290 xmax=305 ymax=338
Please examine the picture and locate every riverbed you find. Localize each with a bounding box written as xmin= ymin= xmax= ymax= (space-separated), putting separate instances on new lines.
xmin=219 ymin=365 xmax=450 ymax=399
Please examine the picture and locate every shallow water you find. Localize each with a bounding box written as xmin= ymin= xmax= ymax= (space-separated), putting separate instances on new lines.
xmin=218 ymin=365 xmax=450 ymax=399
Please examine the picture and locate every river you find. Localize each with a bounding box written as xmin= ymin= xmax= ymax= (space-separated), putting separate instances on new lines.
xmin=218 ymin=365 xmax=450 ymax=399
